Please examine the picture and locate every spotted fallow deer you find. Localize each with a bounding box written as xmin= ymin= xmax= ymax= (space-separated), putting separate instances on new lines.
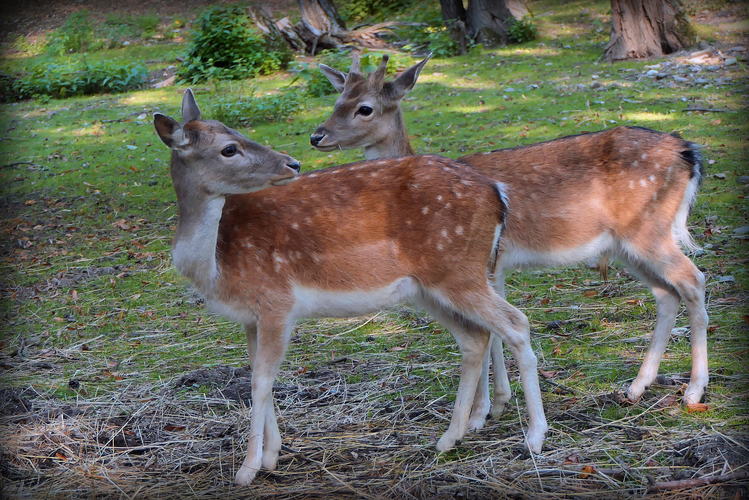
xmin=311 ymin=54 xmax=709 ymax=431
xmin=155 ymin=90 xmax=547 ymax=486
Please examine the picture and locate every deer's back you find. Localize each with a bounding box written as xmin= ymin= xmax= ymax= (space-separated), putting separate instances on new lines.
xmin=459 ymin=126 xmax=697 ymax=251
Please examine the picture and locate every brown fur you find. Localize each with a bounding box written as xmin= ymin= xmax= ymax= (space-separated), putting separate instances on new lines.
xmin=458 ymin=126 xmax=695 ymax=253
xmin=216 ymin=156 xmax=502 ymax=309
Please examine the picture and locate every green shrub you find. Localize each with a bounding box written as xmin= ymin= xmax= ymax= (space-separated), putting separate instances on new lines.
xmin=508 ymin=16 xmax=537 ymax=44
xmin=46 ymin=11 xmax=102 ymax=55
xmin=8 ymin=59 xmax=147 ymax=100
xmin=12 ymin=35 xmax=47 ymax=57
xmin=208 ymin=88 xmax=302 ymax=128
xmin=341 ymin=0 xmax=408 ymax=23
xmin=177 ymin=5 xmax=293 ymax=84
xmin=101 ymin=13 xmax=161 ymax=46
xmin=396 ymin=18 xmax=466 ymax=58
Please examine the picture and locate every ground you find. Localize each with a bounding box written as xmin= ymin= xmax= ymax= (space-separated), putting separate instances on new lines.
xmin=0 ymin=0 xmax=748 ymax=498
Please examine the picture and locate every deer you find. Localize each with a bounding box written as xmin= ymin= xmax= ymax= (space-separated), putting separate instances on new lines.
xmin=311 ymin=54 xmax=709 ymax=432
xmin=154 ymin=89 xmax=547 ymax=486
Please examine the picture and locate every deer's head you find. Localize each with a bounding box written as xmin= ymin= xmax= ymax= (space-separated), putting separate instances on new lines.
xmin=310 ymin=54 xmax=430 ymax=157
xmin=154 ymin=89 xmax=300 ymax=197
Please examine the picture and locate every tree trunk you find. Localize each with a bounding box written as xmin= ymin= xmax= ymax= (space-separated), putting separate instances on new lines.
xmin=296 ymin=0 xmax=348 ymax=54
xmin=440 ymin=0 xmax=466 ymax=22
xmin=604 ymin=0 xmax=695 ymax=62
xmin=440 ymin=0 xmax=468 ymax=54
xmin=249 ymin=0 xmax=393 ymax=55
xmin=465 ymin=0 xmax=528 ymax=47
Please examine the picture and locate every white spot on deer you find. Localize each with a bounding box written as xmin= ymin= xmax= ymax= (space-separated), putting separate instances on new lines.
xmin=445 ymin=202 xmax=452 ymax=209
xmin=440 ymin=229 xmax=448 ymax=238
xmin=455 ymin=225 xmax=464 ymax=235
xmin=632 ymin=160 xmax=639 ymax=167
xmin=628 ymin=180 xmax=635 ymax=189
xmin=291 ymin=222 xmax=299 ymax=230
xmin=370 ymin=171 xmax=378 ymax=177
xmin=461 ymin=180 xmax=471 ymax=186
xmin=648 ymin=175 xmax=656 ymax=183
xmin=437 ymin=195 xmax=443 ymax=202
xmin=307 ymin=173 xmax=318 ymax=178
xmin=436 ymin=243 xmax=444 ymax=251
xmin=243 ymin=242 xmax=254 ymax=249
xmin=655 ymin=162 xmax=661 ymax=169
xmin=639 ymin=178 xmax=647 ymax=187
xmin=405 ymin=219 xmax=412 ymax=226
xmin=454 ymin=191 xmax=462 ymax=198
xmin=421 ymin=206 xmax=430 ymax=215
xmin=641 ymin=153 xmax=648 ymax=160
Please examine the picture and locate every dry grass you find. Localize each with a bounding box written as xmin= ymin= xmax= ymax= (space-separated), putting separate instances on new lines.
xmin=2 ymin=345 xmax=748 ymax=499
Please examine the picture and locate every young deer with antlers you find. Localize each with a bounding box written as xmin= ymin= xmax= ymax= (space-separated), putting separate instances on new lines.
xmin=155 ymin=90 xmax=547 ymax=486
xmin=312 ymin=54 xmax=708 ymax=430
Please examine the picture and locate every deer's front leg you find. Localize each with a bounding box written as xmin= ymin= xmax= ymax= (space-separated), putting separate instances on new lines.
xmin=235 ymin=317 xmax=291 ymax=486
xmin=245 ymin=323 xmax=283 ymax=471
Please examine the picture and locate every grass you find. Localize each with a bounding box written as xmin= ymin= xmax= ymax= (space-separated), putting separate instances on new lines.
xmin=1 ymin=0 xmax=748 ymax=497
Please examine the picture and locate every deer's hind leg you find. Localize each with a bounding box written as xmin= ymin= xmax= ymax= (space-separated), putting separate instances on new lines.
xmin=417 ymin=294 xmax=490 ymax=450
xmin=424 ymin=282 xmax=547 ymax=453
xmin=488 ymin=268 xmax=512 ymax=417
xmin=622 ymin=241 xmax=708 ymax=404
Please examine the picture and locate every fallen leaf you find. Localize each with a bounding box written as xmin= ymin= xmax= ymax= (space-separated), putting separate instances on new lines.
xmin=164 ymin=424 xmax=186 ymax=432
xmin=539 ymin=370 xmax=559 ymax=379
xmin=580 ymin=464 xmax=596 ymax=478
xmin=686 ymin=403 xmax=709 ymax=413
xmin=710 ymin=118 xmax=722 ymax=125
xmin=54 ymin=452 xmax=67 ymax=460
xmin=582 ymin=290 xmax=597 ymax=297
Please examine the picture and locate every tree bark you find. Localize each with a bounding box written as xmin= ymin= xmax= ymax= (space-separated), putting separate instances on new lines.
xmin=440 ymin=0 xmax=468 ymax=54
xmin=440 ymin=0 xmax=466 ymax=22
xmin=604 ymin=0 xmax=695 ymax=62
xmin=249 ymin=0 xmax=394 ymax=55
xmin=465 ymin=0 xmax=528 ymax=47
xmin=296 ymin=0 xmax=348 ymax=54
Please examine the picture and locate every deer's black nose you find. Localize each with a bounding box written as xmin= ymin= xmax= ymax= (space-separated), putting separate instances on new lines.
xmin=310 ymin=133 xmax=325 ymax=147
xmin=286 ymin=159 xmax=301 ymax=173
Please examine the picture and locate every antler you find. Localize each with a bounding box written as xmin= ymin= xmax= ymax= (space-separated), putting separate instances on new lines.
xmin=348 ymin=52 xmax=361 ymax=76
xmin=370 ymin=54 xmax=389 ymax=89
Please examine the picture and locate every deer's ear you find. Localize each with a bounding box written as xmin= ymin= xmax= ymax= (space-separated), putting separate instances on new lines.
xmin=181 ymin=88 xmax=201 ymax=123
xmin=319 ymin=64 xmax=347 ymax=93
xmin=387 ymin=54 xmax=431 ymax=100
xmin=154 ymin=113 xmax=187 ymax=149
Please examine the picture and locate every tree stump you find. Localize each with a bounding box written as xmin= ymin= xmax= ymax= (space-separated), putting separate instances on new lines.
xmin=604 ymin=0 xmax=695 ymax=62
xmin=439 ymin=0 xmax=528 ymax=48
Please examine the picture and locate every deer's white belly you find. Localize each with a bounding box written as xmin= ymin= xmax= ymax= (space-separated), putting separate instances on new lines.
xmin=499 ymin=232 xmax=614 ymax=270
xmin=291 ymin=278 xmax=419 ymax=319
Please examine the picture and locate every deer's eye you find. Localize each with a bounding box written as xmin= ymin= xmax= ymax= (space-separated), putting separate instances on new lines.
xmin=221 ymin=145 xmax=238 ymax=157
xmin=356 ymin=105 xmax=373 ymax=117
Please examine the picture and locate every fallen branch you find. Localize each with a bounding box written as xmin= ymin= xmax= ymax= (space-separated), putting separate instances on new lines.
xmin=648 ymin=470 xmax=749 ymax=491
xmin=682 ymin=107 xmax=732 ymax=113
xmin=1 ymin=161 xmax=44 ymax=169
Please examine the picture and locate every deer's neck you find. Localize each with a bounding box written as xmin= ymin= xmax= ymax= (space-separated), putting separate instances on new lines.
xmin=363 ymin=109 xmax=414 ymax=160
xmin=172 ymin=183 xmax=225 ymax=293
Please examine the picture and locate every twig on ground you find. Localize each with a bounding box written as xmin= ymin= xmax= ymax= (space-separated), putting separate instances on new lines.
xmin=648 ymin=470 xmax=749 ymax=491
